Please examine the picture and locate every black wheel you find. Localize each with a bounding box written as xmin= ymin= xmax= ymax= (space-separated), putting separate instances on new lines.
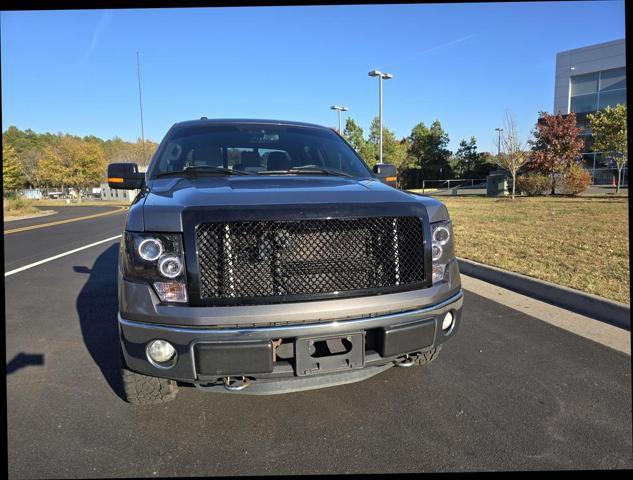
xmin=119 ymin=351 xmax=179 ymax=405
xmin=415 ymin=345 xmax=442 ymax=366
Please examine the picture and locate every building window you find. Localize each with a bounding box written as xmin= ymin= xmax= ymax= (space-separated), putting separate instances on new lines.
xmin=598 ymin=89 xmax=626 ymax=110
xmin=570 ymin=67 xmax=626 ymax=114
xmin=599 ymin=67 xmax=626 ymax=91
xmin=571 ymin=72 xmax=599 ymax=96
xmin=570 ymin=93 xmax=598 ymax=113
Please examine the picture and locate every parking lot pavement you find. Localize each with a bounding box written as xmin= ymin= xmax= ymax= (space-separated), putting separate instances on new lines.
xmin=4 ymin=216 xmax=632 ymax=477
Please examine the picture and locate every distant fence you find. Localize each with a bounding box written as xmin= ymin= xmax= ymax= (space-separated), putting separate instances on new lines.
xmin=411 ymin=178 xmax=486 ymax=193
xmin=589 ymin=167 xmax=628 ymax=186
xmin=399 ymin=166 xmax=627 ymax=192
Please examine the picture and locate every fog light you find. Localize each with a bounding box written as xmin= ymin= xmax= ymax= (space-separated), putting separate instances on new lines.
xmin=442 ymin=311 xmax=454 ymax=332
xmin=147 ymin=340 xmax=176 ymax=365
xmin=154 ymin=282 xmax=188 ymax=303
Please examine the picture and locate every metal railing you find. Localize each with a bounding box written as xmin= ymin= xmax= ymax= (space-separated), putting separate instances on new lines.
xmin=416 ymin=178 xmax=487 ymax=193
xmin=587 ymin=167 xmax=628 ymax=186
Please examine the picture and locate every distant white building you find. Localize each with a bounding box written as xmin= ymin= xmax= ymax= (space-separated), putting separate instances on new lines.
xmin=100 ymin=183 xmax=139 ymax=202
xmin=21 ymin=188 xmax=43 ymax=200
xmin=100 ymin=165 xmax=146 ymax=202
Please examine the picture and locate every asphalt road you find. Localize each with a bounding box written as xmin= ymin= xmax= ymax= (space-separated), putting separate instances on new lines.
xmin=4 ymin=206 xmax=632 ymax=476
xmin=4 ymin=205 xmax=123 ymax=230
xmin=3 ymin=205 xmax=124 ymax=272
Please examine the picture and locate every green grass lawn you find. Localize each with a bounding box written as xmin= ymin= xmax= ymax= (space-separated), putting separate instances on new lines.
xmin=436 ymin=195 xmax=629 ymax=304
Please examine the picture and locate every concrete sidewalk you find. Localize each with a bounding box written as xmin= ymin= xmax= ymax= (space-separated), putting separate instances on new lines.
xmin=461 ymin=274 xmax=630 ymax=355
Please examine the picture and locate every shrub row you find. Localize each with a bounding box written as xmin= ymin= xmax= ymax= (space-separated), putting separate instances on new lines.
xmin=3 ymin=195 xmax=39 ymax=216
xmin=515 ymin=174 xmax=551 ymax=196
xmin=516 ymin=164 xmax=591 ymax=196
xmin=557 ymin=164 xmax=592 ymax=195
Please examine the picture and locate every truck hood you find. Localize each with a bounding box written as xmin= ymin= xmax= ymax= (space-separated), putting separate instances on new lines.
xmin=132 ymin=176 xmax=448 ymax=231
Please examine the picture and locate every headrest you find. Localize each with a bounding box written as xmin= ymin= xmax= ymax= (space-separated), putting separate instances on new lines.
xmin=192 ymin=144 xmax=222 ymax=166
xmin=267 ymin=151 xmax=290 ymax=171
xmin=240 ymin=151 xmax=260 ymax=167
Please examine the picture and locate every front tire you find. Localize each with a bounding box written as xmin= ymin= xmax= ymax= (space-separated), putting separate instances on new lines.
xmin=119 ymin=351 xmax=179 ymax=405
xmin=415 ymin=345 xmax=442 ymax=366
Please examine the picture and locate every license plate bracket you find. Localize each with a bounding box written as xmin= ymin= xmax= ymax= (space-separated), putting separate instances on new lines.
xmin=295 ymin=332 xmax=365 ymax=376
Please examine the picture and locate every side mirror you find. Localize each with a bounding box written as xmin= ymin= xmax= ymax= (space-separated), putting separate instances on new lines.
xmin=108 ymin=163 xmax=144 ymax=190
xmin=372 ymin=163 xmax=398 ymax=187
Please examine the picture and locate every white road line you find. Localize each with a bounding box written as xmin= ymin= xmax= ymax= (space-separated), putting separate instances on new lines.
xmin=4 ymin=235 xmax=122 ymax=277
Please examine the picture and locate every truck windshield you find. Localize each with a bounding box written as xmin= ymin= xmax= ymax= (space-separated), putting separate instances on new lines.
xmin=149 ymin=124 xmax=372 ymax=179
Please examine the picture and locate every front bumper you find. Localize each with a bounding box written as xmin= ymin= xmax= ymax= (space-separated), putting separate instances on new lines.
xmin=119 ymin=288 xmax=463 ymax=391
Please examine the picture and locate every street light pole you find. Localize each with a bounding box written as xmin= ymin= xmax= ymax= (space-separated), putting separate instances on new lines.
xmin=379 ymin=76 xmax=383 ymax=163
xmin=330 ymin=105 xmax=348 ymax=134
xmin=368 ymin=70 xmax=393 ymax=164
xmin=495 ymin=127 xmax=503 ymax=157
xmin=136 ymin=51 xmax=146 ymax=164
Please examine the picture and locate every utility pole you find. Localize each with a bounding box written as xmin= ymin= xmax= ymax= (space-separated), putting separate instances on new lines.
xmin=136 ymin=51 xmax=146 ymax=165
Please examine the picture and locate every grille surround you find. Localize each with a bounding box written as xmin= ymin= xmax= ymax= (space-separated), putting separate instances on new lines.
xmin=192 ymin=216 xmax=427 ymax=306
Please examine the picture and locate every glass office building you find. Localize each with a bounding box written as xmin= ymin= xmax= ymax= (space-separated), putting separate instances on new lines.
xmin=554 ymin=39 xmax=627 ymax=184
xmin=570 ymin=67 xmax=626 ymax=114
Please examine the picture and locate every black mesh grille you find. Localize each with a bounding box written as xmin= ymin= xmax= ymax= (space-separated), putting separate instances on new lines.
xmin=195 ymin=216 xmax=425 ymax=304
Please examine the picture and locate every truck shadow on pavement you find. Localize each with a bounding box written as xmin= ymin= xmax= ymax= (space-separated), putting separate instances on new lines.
xmin=75 ymin=244 xmax=125 ymax=400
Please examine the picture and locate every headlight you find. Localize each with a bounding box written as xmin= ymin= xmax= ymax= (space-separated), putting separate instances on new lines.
xmin=432 ymin=225 xmax=451 ymax=245
xmin=432 ymin=244 xmax=443 ymax=262
xmin=158 ymin=255 xmax=183 ymax=279
xmin=123 ymin=232 xmax=188 ymax=303
xmin=431 ymin=220 xmax=454 ymax=284
xmin=138 ymin=238 xmax=163 ymax=261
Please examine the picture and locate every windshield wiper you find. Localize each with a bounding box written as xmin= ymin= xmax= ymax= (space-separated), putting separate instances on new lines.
xmin=258 ymin=165 xmax=353 ymax=178
xmin=156 ymin=165 xmax=248 ymax=177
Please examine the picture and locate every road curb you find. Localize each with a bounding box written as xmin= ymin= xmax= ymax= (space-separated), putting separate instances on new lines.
xmin=457 ymin=257 xmax=630 ymax=331
xmin=3 ymin=209 xmax=57 ymax=222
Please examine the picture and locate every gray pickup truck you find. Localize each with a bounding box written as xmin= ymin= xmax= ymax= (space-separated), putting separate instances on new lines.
xmin=108 ymin=118 xmax=463 ymax=405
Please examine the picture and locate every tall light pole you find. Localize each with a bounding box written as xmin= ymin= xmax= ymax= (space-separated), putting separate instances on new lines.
xmin=330 ymin=105 xmax=348 ymax=134
xmin=495 ymin=127 xmax=503 ymax=157
xmin=368 ymin=70 xmax=393 ymax=164
xmin=136 ymin=51 xmax=146 ymax=164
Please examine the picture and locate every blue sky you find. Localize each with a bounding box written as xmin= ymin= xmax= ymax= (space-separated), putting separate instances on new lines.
xmin=1 ymin=1 xmax=625 ymax=153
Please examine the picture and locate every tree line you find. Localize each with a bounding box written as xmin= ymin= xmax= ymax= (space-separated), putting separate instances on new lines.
xmin=491 ymin=105 xmax=627 ymax=198
xmin=3 ymin=104 xmax=626 ymax=198
xmin=343 ymin=104 xmax=627 ymax=195
xmin=342 ymin=116 xmax=497 ymax=188
xmin=2 ymin=126 xmax=158 ymax=200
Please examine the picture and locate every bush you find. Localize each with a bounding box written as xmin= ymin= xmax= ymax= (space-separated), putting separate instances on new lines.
xmin=557 ymin=164 xmax=591 ymax=195
xmin=515 ymin=173 xmax=551 ymax=196
xmin=3 ymin=196 xmax=39 ymax=217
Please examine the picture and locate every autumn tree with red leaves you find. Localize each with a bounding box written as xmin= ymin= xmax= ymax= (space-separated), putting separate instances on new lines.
xmin=528 ymin=111 xmax=585 ymax=194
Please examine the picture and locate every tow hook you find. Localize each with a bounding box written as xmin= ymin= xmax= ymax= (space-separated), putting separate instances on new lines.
xmin=223 ymin=376 xmax=251 ymax=391
xmin=271 ymin=338 xmax=283 ymax=362
xmin=394 ymin=354 xmax=417 ymax=367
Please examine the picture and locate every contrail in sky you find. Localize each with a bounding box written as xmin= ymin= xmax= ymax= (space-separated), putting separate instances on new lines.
xmin=412 ymin=33 xmax=477 ymax=58
xmin=82 ymin=10 xmax=113 ymax=64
